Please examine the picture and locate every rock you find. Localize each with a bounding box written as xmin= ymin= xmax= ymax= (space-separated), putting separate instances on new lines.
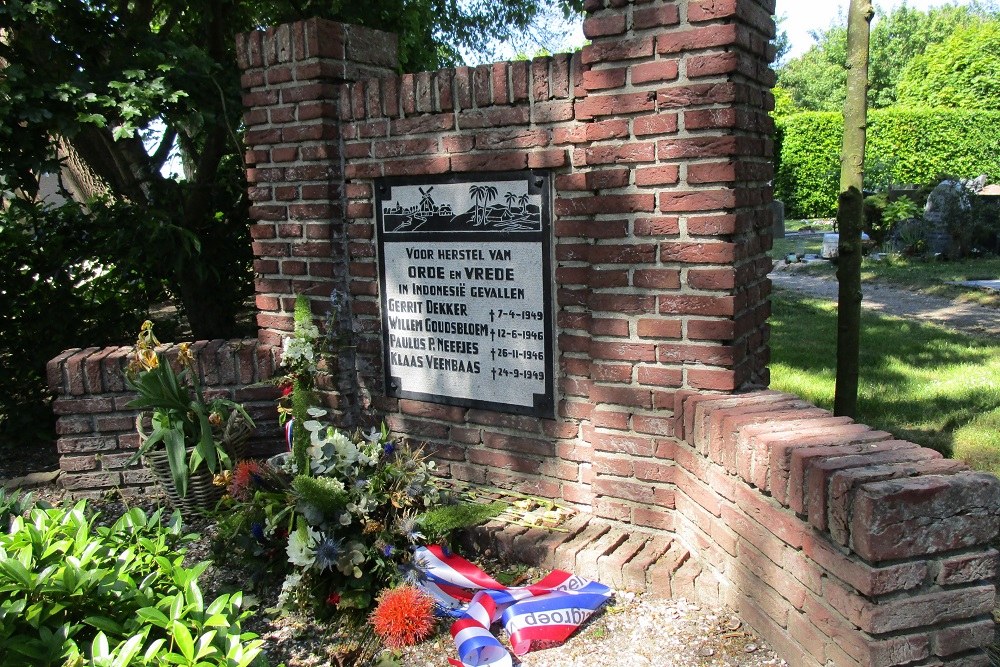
xmin=2 ymin=469 xmax=62 ymax=490
xmin=923 ymin=176 xmax=991 ymax=257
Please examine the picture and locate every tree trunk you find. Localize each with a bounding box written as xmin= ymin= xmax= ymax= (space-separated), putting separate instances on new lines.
xmin=834 ymin=0 xmax=875 ymax=418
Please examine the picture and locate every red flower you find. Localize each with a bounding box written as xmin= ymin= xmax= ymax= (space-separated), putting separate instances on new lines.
xmin=229 ymin=460 xmax=264 ymax=501
xmin=281 ymin=383 xmax=294 ymax=397
xmin=327 ymin=591 xmax=341 ymax=606
xmin=370 ymin=586 xmax=437 ymax=650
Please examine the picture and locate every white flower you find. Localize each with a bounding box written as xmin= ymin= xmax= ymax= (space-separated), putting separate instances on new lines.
xmin=286 ymin=525 xmax=320 ymax=569
xmin=329 ymin=429 xmax=358 ymax=467
xmin=282 ymin=335 xmax=317 ymax=372
xmin=357 ymin=449 xmax=378 ymax=467
xmin=276 ymin=572 xmax=302 ymax=610
xmin=297 ymin=322 xmax=320 ymax=340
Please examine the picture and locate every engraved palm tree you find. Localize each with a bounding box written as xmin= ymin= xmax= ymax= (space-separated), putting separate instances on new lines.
xmin=517 ymin=193 xmax=530 ymax=215
xmin=469 ymin=184 xmax=498 ymax=226
xmin=504 ymin=191 xmax=517 ymax=209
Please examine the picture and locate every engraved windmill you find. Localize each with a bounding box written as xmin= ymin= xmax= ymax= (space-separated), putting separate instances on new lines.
xmin=418 ymin=186 xmax=435 ymax=215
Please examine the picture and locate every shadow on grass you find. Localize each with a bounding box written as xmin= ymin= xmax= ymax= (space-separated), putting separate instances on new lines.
xmin=769 ymin=291 xmax=1000 ymax=458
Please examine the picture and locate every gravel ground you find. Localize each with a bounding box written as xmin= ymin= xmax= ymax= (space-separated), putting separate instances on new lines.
xmin=398 ymin=592 xmax=787 ymax=667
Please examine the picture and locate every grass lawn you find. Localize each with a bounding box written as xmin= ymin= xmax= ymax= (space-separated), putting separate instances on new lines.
xmin=768 ymin=290 xmax=1000 ymax=473
xmin=858 ymin=254 xmax=1000 ymax=307
xmin=771 ymin=235 xmax=824 ymax=260
xmin=770 ymin=219 xmax=833 ymax=260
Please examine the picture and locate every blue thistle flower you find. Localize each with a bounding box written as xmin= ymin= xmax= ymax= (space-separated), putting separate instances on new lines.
xmin=397 ymin=561 xmax=425 ymax=586
xmin=250 ymin=522 xmax=265 ymax=542
xmin=382 ymin=544 xmax=395 ymax=558
xmin=382 ymin=441 xmax=397 ymax=458
xmin=399 ymin=516 xmax=425 ymax=544
xmin=314 ymin=537 xmax=344 ymax=572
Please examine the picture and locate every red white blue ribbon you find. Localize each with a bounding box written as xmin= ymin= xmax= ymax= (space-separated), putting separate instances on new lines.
xmin=413 ymin=545 xmax=613 ymax=666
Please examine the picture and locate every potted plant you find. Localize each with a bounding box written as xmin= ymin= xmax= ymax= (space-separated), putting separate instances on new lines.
xmin=126 ymin=321 xmax=254 ymax=511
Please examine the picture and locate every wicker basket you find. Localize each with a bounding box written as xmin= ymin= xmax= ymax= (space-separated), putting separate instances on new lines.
xmin=141 ymin=412 xmax=253 ymax=513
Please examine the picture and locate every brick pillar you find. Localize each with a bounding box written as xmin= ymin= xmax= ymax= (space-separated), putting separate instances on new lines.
xmin=236 ymin=19 xmax=398 ymax=424
xmin=572 ymin=0 xmax=776 ymax=522
xmin=578 ymin=0 xmax=775 ymax=397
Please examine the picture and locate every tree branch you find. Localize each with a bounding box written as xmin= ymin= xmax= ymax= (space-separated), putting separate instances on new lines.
xmin=66 ymin=125 xmax=153 ymax=205
xmin=151 ymin=126 xmax=177 ymax=172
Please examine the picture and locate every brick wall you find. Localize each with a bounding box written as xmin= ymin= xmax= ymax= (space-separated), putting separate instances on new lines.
xmin=239 ymin=19 xmax=400 ymax=424
xmin=670 ymin=390 xmax=998 ymax=666
xmin=46 ymin=0 xmax=1000 ymax=664
xmin=236 ymin=0 xmax=775 ymax=505
xmin=46 ymin=340 xmax=281 ymax=498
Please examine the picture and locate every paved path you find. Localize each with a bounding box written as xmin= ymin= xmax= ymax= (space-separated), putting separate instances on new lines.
xmin=769 ymin=270 xmax=1000 ymax=338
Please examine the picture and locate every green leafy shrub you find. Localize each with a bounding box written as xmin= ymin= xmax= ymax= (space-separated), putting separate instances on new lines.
xmin=0 ymin=198 xmax=168 ymax=447
xmin=864 ymin=192 xmax=925 ymax=246
xmin=773 ymin=112 xmax=843 ymax=218
xmin=0 ymin=496 xmax=263 ymax=666
xmin=776 ymin=109 xmax=1000 ymax=218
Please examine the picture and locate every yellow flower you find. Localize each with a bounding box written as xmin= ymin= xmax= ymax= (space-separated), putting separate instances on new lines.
xmin=177 ymin=342 xmax=194 ymax=368
xmin=136 ymin=320 xmax=161 ymax=350
xmin=138 ymin=348 xmax=159 ymax=370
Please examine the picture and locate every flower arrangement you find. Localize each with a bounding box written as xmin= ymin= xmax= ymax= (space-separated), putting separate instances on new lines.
xmin=126 ymin=321 xmax=253 ymax=499
xmin=215 ymin=293 xmax=504 ymax=640
xmin=276 ymin=293 xmax=341 ymax=472
xmin=214 ymin=418 xmax=445 ymax=611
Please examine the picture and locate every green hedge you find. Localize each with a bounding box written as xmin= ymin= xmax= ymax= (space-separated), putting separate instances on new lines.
xmin=775 ymin=108 xmax=1000 ymax=218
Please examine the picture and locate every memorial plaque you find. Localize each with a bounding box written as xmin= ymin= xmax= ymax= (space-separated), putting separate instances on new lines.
xmin=375 ymin=171 xmax=554 ymax=417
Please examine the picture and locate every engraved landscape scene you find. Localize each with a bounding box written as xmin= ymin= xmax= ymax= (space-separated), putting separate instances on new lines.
xmin=381 ymin=182 xmax=542 ymax=233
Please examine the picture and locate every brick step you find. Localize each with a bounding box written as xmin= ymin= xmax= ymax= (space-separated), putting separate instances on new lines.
xmin=455 ymin=517 xmax=696 ymax=596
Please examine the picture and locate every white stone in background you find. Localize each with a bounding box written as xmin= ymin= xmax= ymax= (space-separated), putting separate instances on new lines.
xmin=2 ymin=469 xmax=61 ymax=490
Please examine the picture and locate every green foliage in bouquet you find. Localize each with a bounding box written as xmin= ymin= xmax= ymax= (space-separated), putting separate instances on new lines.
xmin=286 ymin=295 xmax=320 ymax=473
xmin=291 ymin=475 xmax=349 ymax=517
xmin=415 ymin=502 xmax=507 ymax=546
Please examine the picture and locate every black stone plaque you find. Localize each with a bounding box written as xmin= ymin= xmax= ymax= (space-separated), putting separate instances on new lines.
xmin=375 ymin=171 xmax=554 ymax=417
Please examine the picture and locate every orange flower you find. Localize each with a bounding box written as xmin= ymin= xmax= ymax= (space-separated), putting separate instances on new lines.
xmin=229 ymin=460 xmax=265 ymax=500
xmin=370 ymin=586 xmax=437 ymax=650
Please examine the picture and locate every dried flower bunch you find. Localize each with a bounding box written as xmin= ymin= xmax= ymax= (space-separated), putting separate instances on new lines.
xmin=126 ymin=321 xmax=253 ymax=498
